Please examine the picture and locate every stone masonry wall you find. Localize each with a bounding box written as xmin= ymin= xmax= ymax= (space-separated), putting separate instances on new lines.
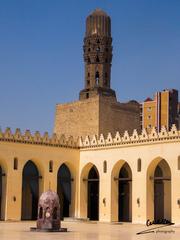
xmin=54 ymin=96 xmax=99 ymax=139
xmin=54 ymin=96 xmax=140 ymax=139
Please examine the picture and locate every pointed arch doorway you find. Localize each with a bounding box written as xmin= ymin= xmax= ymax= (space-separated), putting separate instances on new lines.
xmin=87 ymin=166 xmax=99 ymax=220
xmin=118 ymin=163 xmax=132 ymax=222
xmin=0 ymin=166 xmax=2 ymax=220
xmin=153 ymin=160 xmax=171 ymax=221
xmin=57 ymin=164 xmax=71 ymax=220
xmin=21 ymin=160 xmax=40 ymax=220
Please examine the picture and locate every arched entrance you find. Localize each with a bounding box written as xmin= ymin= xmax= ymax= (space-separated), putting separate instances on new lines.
xmin=0 ymin=166 xmax=2 ymax=220
xmin=57 ymin=164 xmax=71 ymax=219
xmin=87 ymin=166 xmax=99 ymax=220
xmin=118 ymin=163 xmax=132 ymax=222
xmin=147 ymin=158 xmax=171 ymax=222
xmin=154 ymin=160 xmax=171 ymax=221
xmin=21 ymin=160 xmax=39 ymax=220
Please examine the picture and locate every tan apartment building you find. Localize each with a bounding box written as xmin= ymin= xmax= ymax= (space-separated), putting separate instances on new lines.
xmin=141 ymin=89 xmax=179 ymax=132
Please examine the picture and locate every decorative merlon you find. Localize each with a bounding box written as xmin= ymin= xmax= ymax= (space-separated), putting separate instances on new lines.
xmin=79 ymin=124 xmax=180 ymax=148
xmin=0 ymin=128 xmax=79 ymax=148
xmin=0 ymin=125 xmax=179 ymax=149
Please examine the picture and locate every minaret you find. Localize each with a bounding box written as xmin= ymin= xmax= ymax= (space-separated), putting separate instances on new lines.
xmin=79 ymin=9 xmax=116 ymax=100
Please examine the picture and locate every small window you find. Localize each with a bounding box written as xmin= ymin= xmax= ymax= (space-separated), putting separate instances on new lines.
xmin=103 ymin=161 xmax=107 ymax=173
xmin=147 ymin=107 xmax=152 ymax=111
xmin=148 ymin=124 xmax=152 ymax=128
xmin=88 ymin=58 xmax=91 ymax=63
xmin=13 ymin=157 xmax=18 ymax=170
xmin=49 ymin=160 xmax=53 ymax=173
xmin=147 ymin=115 xmax=152 ymax=120
xmin=88 ymin=48 xmax=91 ymax=52
xmin=87 ymin=72 xmax=90 ymax=77
xmin=137 ymin=158 xmax=141 ymax=172
xmin=86 ymin=93 xmax=89 ymax=99
xmin=87 ymin=80 xmax=90 ymax=85
xmin=39 ymin=207 xmax=43 ymax=219
xmin=178 ymin=156 xmax=180 ymax=170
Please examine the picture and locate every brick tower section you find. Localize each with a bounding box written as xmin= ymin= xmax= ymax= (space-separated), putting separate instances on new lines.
xmin=54 ymin=9 xmax=141 ymax=139
xmin=79 ymin=9 xmax=116 ymax=100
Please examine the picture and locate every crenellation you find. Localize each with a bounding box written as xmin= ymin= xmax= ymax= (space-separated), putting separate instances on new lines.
xmin=98 ymin=134 xmax=105 ymax=145
xmin=106 ymin=133 xmax=113 ymax=144
xmin=122 ymin=130 xmax=130 ymax=142
xmin=0 ymin=128 xmax=79 ymax=148
xmin=80 ymin=124 xmax=180 ymax=148
xmin=130 ymin=129 xmax=139 ymax=141
xmin=0 ymin=125 xmax=179 ymax=149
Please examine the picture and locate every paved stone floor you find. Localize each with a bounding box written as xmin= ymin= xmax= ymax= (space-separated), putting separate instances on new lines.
xmin=0 ymin=221 xmax=180 ymax=240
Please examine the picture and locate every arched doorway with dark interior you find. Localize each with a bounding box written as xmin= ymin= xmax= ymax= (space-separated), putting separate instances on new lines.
xmin=21 ymin=160 xmax=39 ymax=220
xmin=118 ymin=162 xmax=132 ymax=222
xmin=57 ymin=163 xmax=71 ymax=220
xmin=0 ymin=166 xmax=2 ymax=220
xmin=87 ymin=165 xmax=99 ymax=221
xmin=154 ymin=160 xmax=171 ymax=222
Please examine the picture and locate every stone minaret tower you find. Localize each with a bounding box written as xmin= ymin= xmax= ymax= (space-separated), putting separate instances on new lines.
xmin=79 ymin=9 xmax=116 ymax=100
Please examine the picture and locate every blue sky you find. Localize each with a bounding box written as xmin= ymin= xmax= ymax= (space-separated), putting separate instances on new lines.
xmin=0 ymin=0 xmax=180 ymax=134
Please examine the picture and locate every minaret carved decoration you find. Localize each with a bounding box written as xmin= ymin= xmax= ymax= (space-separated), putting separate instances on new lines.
xmin=79 ymin=9 xmax=116 ymax=100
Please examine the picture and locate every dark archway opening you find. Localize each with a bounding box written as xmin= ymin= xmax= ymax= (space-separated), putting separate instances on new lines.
xmin=118 ymin=163 xmax=132 ymax=222
xmin=57 ymin=164 xmax=71 ymax=220
xmin=87 ymin=166 xmax=99 ymax=220
xmin=154 ymin=165 xmax=164 ymax=221
xmin=21 ymin=160 xmax=39 ymax=220
xmin=0 ymin=166 xmax=2 ymax=220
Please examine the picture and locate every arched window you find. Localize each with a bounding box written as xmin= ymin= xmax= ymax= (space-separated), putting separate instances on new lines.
xmin=137 ymin=158 xmax=141 ymax=172
xmin=95 ymin=71 xmax=99 ymax=84
xmin=13 ymin=157 xmax=18 ymax=170
xmin=103 ymin=161 xmax=107 ymax=173
xmin=53 ymin=207 xmax=58 ymax=219
xmin=178 ymin=156 xmax=180 ymax=170
xmin=39 ymin=207 xmax=43 ymax=219
xmin=96 ymin=56 xmax=100 ymax=63
xmin=49 ymin=160 xmax=53 ymax=173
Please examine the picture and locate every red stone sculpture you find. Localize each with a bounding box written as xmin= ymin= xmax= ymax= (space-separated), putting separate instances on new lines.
xmin=31 ymin=190 xmax=67 ymax=232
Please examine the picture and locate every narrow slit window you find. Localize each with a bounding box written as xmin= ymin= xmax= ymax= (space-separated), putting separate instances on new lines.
xmin=103 ymin=161 xmax=107 ymax=173
xmin=14 ymin=157 xmax=18 ymax=170
xmin=49 ymin=160 xmax=53 ymax=173
xmin=137 ymin=158 xmax=141 ymax=172
xmin=178 ymin=156 xmax=180 ymax=170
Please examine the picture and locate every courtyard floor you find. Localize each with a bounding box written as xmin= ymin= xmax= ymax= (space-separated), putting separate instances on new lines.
xmin=0 ymin=220 xmax=180 ymax=240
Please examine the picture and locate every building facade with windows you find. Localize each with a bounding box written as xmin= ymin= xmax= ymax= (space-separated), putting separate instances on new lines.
xmin=141 ymin=89 xmax=179 ymax=133
xmin=0 ymin=9 xmax=180 ymax=225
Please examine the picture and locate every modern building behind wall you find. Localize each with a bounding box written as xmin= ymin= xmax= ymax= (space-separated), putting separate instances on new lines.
xmin=0 ymin=9 xmax=180 ymax=226
xmin=141 ymin=89 xmax=179 ymax=133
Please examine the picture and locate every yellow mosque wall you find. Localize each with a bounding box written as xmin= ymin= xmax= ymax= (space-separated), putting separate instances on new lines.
xmin=0 ymin=125 xmax=180 ymax=225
